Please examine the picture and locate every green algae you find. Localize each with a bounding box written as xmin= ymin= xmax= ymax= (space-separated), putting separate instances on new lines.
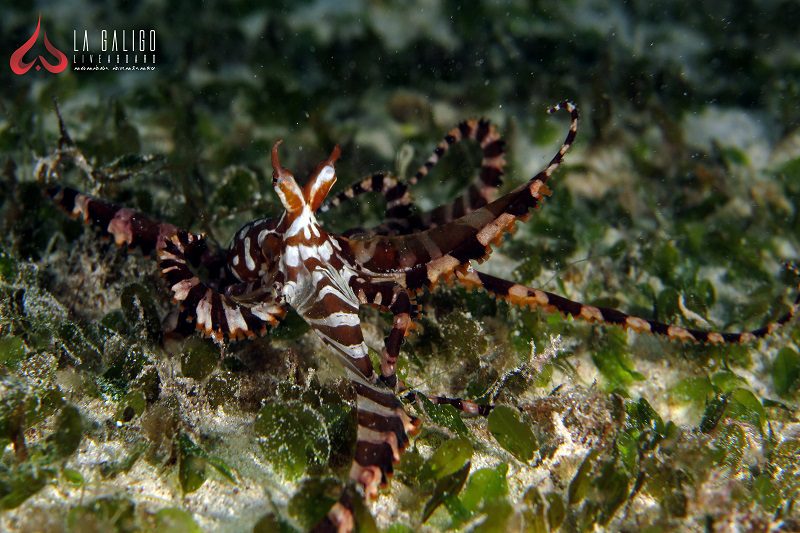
xmin=416 ymin=393 xmax=470 ymax=438
xmin=420 ymin=437 xmax=473 ymax=484
xmin=254 ymin=401 xmax=330 ymax=480
xmin=152 ymin=508 xmax=204 ymax=533
xmin=487 ymin=405 xmax=538 ymax=462
xmin=773 ymin=347 xmax=800 ymax=397
xmin=287 ymin=477 xmax=342 ymax=530
xmin=177 ymin=432 xmax=236 ymax=495
xmin=181 ymin=337 xmax=221 ymax=381
xmin=421 ymin=462 xmax=470 ymax=524
xmin=459 ymin=463 xmax=509 ymax=516
xmin=590 ymin=328 xmax=645 ymax=394
xmin=66 ymin=496 xmax=138 ymax=533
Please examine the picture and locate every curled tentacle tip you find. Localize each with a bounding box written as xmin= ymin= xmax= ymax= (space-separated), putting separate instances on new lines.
xmin=547 ymin=100 xmax=576 ymax=114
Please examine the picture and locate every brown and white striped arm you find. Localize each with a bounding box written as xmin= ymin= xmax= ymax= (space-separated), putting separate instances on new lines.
xmin=159 ymin=232 xmax=287 ymax=342
xmin=457 ymin=269 xmax=800 ymax=344
xmin=311 ymin=486 xmax=357 ymax=533
xmin=403 ymin=390 xmax=493 ymax=416
xmin=48 ymin=185 xmax=183 ymax=258
xmin=320 ymin=118 xmax=507 ymax=236
xmin=297 ymin=267 xmax=420 ymax=515
xmin=47 ymin=185 xmax=285 ymax=342
xmin=345 ymin=101 xmax=578 ymax=292
xmin=400 ymin=117 xmax=506 ymax=221
xmin=295 ymin=264 xmax=378 ymax=380
xmin=319 ymin=171 xmax=403 ymax=214
xmin=346 ymin=368 xmax=420 ymax=500
xmin=313 ymin=386 xmax=418 ymax=533
xmin=351 ymin=278 xmax=415 ymax=387
xmin=294 ymin=269 xmax=420 ymax=518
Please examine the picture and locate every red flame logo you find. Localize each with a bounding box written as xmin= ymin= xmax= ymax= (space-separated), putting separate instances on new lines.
xmin=9 ymin=15 xmax=68 ymax=75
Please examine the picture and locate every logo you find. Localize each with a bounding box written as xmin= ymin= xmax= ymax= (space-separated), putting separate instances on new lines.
xmin=72 ymin=28 xmax=157 ymax=71
xmin=10 ymin=15 xmax=68 ymax=75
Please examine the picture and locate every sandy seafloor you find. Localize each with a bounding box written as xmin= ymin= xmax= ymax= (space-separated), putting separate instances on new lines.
xmin=1 ymin=1 xmax=800 ymax=531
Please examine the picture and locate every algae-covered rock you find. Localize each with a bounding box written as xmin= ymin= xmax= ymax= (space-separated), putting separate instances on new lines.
xmin=254 ymin=400 xmax=330 ymax=480
xmin=487 ymin=405 xmax=538 ymax=462
xmin=181 ymin=337 xmax=220 ymax=381
xmin=66 ymin=496 xmax=137 ymax=533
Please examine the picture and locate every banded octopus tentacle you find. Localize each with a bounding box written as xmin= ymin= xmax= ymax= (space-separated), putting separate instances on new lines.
xmin=289 ymin=261 xmax=420 ymax=528
xmin=321 ymin=119 xmax=507 ymax=236
xmin=319 ymin=171 xmax=403 ymax=214
xmin=48 ymin=185 xmax=183 ymax=258
xmin=457 ymin=268 xmax=800 ymax=344
xmin=315 ymin=370 xmax=420 ymax=533
xmin=403 ymin=390 xmax=493 ymax=417
xmin=344 ymin=101 xmax=579 ymax=292
xmin=296 ymin=266 xmax=420 ymax=525
xmin=312 ymin=486 xmax=357 ymax=533
xmin=398 ymin=117 xmax=507 ymax=223
xmin=226 ymin=216 xmax=284 ymax=283
xmin=159 ymin=232 xmax=286 ymax=342
xmin=351 ymin=278 xmax=415 ymax=388
xmin=346 ymin=368 xmax=420 ymax=500
xmin=48 ymin=185 xmax=285 ymax=341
